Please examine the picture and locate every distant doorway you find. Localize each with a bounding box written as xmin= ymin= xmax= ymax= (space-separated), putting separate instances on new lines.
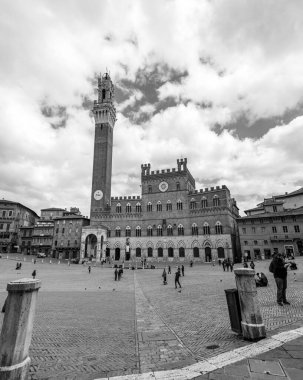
xmin=217 ymin=247 xmax=225 ymax=259
xmin=205 ymin=246 xmax=212 ymax=262
xmin=115 ymin=247 xmax=120 ymax=261
xmin=84 ymin=234 xmax=97 ymax=258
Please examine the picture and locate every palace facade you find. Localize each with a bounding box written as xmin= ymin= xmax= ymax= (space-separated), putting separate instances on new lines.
xmin=81 ymin=73 xmax=241 ymax=263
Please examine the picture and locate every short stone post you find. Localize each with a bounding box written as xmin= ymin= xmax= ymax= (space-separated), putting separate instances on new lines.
xmin=0 ymin=278 xmax=41 ymax=379
xmin=234 ymin=268 xmax=266 ymax=341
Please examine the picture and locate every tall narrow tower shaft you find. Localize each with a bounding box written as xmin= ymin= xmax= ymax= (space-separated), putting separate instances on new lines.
xmin=90 ymin=73 xmax=116 ymax=218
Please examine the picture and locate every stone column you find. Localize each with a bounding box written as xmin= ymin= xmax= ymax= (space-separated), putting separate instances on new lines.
xmin=0 ymin=278 xmax=41 ymax=380
xmin=234 ymin=268 xmax=266 ymax=341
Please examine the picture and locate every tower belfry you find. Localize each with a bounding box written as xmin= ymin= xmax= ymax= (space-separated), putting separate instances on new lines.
xmin=90 ymin=73 xmax=116 ymax=219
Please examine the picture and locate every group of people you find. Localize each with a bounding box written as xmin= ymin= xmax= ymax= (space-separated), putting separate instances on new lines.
xmin=162 ymin=265 xmax=184 ymax=288
xmin=114 ymin=267 xmax=123 ymax=281
xmin=220 ymin=258 xmax=234 ymax=272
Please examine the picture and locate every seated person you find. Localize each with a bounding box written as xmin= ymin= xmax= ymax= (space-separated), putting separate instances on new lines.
xmin=255 ymin=272 xmax=268 ymax=287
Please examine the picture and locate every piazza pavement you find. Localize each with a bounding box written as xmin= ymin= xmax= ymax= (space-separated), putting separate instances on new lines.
xmin=0 ymin=255 xmax=303 ymax=379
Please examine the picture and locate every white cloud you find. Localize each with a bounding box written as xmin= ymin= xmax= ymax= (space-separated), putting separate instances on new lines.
xmin=0 ymin=0 xmax=303 ymax=216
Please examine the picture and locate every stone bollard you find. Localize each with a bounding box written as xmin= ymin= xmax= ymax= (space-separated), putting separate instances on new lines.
xmin=234 ymin=268 xmax=266 ymax=341
xmin=0 ymin=278 xmax=41 ymax=379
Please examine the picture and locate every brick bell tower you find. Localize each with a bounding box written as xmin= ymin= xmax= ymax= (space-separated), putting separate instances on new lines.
xmin=90 ymin=73 xmax=116 ymax=218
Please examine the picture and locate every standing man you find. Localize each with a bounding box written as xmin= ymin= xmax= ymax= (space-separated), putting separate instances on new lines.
xmin=114 ymin=267 xmax=118 ymax=281
xmin=181 ymin=264 xmax=184 ymax=276
xmin=168 ymin=265 xmax=171 ymax=274
xmin=88 ymin=265 xmax=91 ymax=274
xmin=175 ymin=267 xmax=182 ymax=289
xmin=269 ymin=253 xmax=290 ymax=306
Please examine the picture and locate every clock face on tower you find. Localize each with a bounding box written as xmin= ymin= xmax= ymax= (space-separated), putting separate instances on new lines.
xmin=94 ymin=190 xmax=103 ymax=200
xmin=159 ymin=181 xmax=168 ymax=192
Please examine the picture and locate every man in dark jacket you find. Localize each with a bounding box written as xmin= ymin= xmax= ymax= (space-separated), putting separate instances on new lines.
xmin=269 ymin=253 xmax=290 ymax=306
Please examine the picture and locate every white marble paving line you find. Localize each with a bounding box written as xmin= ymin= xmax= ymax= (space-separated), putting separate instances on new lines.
xmin=95 ymin=326 xmax=303 ymax=380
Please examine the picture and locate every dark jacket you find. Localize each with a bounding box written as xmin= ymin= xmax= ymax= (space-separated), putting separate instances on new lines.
xmin=269 ymin=257 xmax=287 ymax=279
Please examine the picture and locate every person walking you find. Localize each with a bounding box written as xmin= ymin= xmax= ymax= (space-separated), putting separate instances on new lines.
xmin=181 ymin=264 xmax=184 ymax=276
xmin=88 ymin=265 xmax=91 ymax=274
xmin=162 ymin=268 xmax=167 ymax=285
xmin=32 ymin=269 xmax=36 ymax=279
xmin=222 ymin=259 xmax=226 ymax=271
xmin=269 ymin=253 xmax=290 ymax=306
xmin=114 ymin=267 xmax=118 ymax=281
xmin=226 ymin=258 xmax=230 ymax=272
xmin=168 ymin=265 xmax=171 ymax=274
xmin=175 ymin=267 xmax=182 ymax=289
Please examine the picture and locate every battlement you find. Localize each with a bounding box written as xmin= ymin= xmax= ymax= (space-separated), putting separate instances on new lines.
xmin=111 ymin=196 xmax=141 ymax=201
xmin=188 ymin=185 xmax=228 ymax=195
xmin=141 ymin=158 xmax=188 ymax=177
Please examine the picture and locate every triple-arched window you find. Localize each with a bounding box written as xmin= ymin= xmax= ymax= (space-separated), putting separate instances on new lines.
xmin=136 ymin=203 xmax=142 ymax=213
xmin=213 ymin=195 xmax=220 ymax=207
xmin=192 ymin=223 xmax=198 ymax=236
xmin=203 ymin=222 xmax=210 ymax=235
xmin=157 ymin=225 xmax=163 ymax=236
xmin=116 ymin=203 xmax=122 ymax=213
xmin=215 ymin=221 xmax=223 ymax=234
xmin=178 ymin=224 xmax=184 ymax=236
xmin=157 ymin=201 xmax=162 ymax=212
xmin=177 ymin=200 xmax=183 ymax=210
xmin=147 ymin=226 xmax=153 ymax=237
xmin=167 ymin=225 xmax=173 ymax=236
xmin=190 ymin=198 xmax=196 ymax=209
xmin=166 ymin=200 xmax=172 ymax=211
xmin=147 ymin=202 xmax=152 ymax=212
xmin=201 ymin=197 xmax=208 ymax=208
xmin=115 ymin=226 xmax=121 ymax=237
xmin=125 ymin=226 xmax=131 ymax=237
xmin=126 ymin=203 xmax=131 ymax=213
xmin=136 ymin=226 xmax=141 ymax=237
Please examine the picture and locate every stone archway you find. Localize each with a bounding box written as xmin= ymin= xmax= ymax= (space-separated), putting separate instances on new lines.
xmin=115 ymin=247 xmax=121 ymax=261
xmin=85 ymin=234 xmax=97 ymax=258
xmin=205 ymin=246 xmax=212 ymax=262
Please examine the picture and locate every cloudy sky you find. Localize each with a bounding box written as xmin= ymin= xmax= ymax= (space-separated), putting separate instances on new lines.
xmin=1 ymin=0 xmax=303 ymax=217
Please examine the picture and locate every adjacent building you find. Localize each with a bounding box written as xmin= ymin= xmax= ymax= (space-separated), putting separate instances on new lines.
xmin=81 ymin=74 xmax=241 ymax=263
xmin=238 ymin=188 xmax=303 ymax=260
xmin=0 ymin=200 xmax=39 ymax=253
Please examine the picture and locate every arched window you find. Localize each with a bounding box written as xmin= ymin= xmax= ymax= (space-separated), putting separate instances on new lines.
xmin=166 ymin=200 xmax=172 ymax=211
xmin=201 ymin=197 xmax=208 ymax=208
xmin=176 ymin=182 xmax=180 ymax=191
xmin=115 ymin=227 xmax=121 ymax=237
xmin=193 ymin=247 xmax=200 ymax=257
xmin=148 ymin=247 xmax=153 ymax=257
xmin=190 ymin=198 xmax=196 ymax=210
xmin=157 ymin=201 xmax=162 ymax=212
xmin=147 ymin=202 xmax=152 ymax=212
xmin=126 ymin=203 xmax=132 ymax=213
xmin=215 ymin=221 xmax=223 ymax=234
xmin=217 ymin=247 xmax=225 ymax=258
xmin=102 ymin=89 xmax=106 ymax=100
xmin=147 ymin=225 xmax=153 ymax=237
xmin=167 ymin=225 xmax=173 ymax=236
xmin=125 ymin=226 xmax=131 ymax=237
xmin=192 ymin=223 xmax=198 ymax=236
xmin=158 ymin=247 xmax=163 ymax=257
xmin=107 ymin=230 xmax=111 ymax=238
xmin=148 ymin=185 xmax=152 ymax=193
xmin=177 ymin=200 xmax=183 ymax=210
xmin=116 ymin=203 xmax=122 ymax=213
xmin=168 ymin=247 xmax=174 ymax=257
xmin=179 ymin=247 xmax=185 ymax=257
xmin=213 ymin=196 xmax=220 ymax=207
xmin=136 ymin=247 xmax=141 ymax=257
xmin=203 ymin=222 xmax=210 ymax=235
xmin=136 ymin=203 xmax=142 ymax=213
xmin=157 ymin=225 xmax=163 ymax=236
xmin=136 ymin=226 xmax=141 ymax=237
xmin=178 ymin=224 xmax=184 ymax=236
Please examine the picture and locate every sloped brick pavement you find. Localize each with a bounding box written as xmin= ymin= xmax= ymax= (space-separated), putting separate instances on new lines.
xmin=0 ymin=256 xmax=303 ymax=379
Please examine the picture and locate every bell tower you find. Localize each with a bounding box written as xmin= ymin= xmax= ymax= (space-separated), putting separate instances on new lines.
xmin=90 ymin=73 xmax=116 ymax=218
